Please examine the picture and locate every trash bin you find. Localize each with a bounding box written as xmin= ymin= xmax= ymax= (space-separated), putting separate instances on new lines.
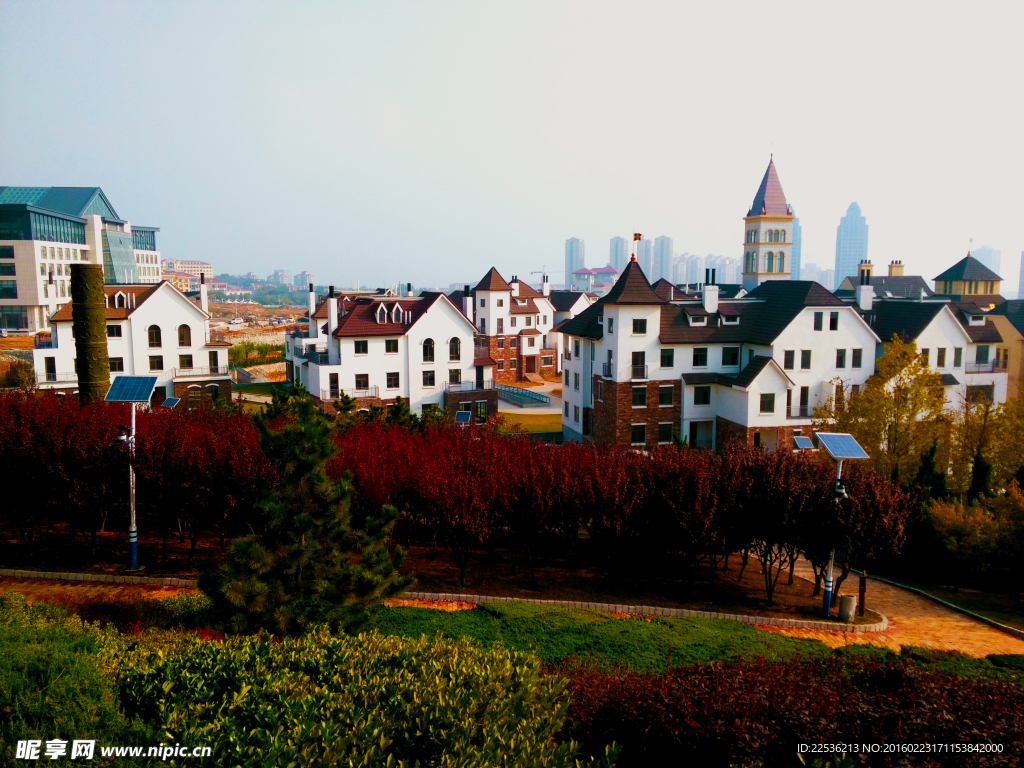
xmin=838 ymin=594 xmax=857 ymax=623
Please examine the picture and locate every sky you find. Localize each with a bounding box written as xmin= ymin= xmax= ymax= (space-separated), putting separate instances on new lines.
xmin=2 ymin=1 xmax=1023 ymax=294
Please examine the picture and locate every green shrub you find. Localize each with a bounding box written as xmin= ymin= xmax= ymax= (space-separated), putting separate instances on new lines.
xmin=119 ymin=629 xmax=617 ymax=767
xmin=988 ymin=654 xmax=1024 ymax=671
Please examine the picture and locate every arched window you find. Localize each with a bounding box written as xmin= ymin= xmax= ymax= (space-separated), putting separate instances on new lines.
xmin=206 ymin=383 xmax=220 ymax=401
xmin=392 ymin=305 xmax=403 ymax=323
xmin=148 ymin=325 xmax=162 ymax=348
xmin=780 ymin=229 xmax=786 ymax=243
xmin=449 ymin=338 xmax=461 ymax=361
xmin=187 ymin=386 xmax=202 ymax=409
xmin=423 ymin=338 xmax=434 ymax=362
xmin=178 ymin=324 xmax=191 ymax=347
xmin=766 ymin=252 xmax=774 ymax=272
xmin=376 ymin=305 xmax=387 ymax=323
xmin=777 ymin=253 xmax=785 ymax=272
xmin=116 ymin=293 xmax=126 ymax=308
xmin=774 ymin=230 xmax=780 ymax=242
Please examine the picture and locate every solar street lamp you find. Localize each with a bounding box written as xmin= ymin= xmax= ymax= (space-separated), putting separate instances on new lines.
xmin=814 ymin=432 xmax=869 ymax=618
xmin=106 ymin=376 xmax=158 ymax=572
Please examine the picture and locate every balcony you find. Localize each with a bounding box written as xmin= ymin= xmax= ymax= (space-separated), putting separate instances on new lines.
xmin=444 ymin=379 xmax=494 ymax=392
xmin=966 ymin=360 xmax=1006 ymax=374
xmin=36 ymin=372 xmax=77 ymax=384
xmin=631 ymin=364 xmax=648 ymax=380
xmin=33 ymin=334 xmax=55 ymax=349
xmin=302 ymin=347 xmax=330 ymax=365
xmin=564 ymin=351 xmax=572 ymax=361
xmin=787 ymin=405 xmax=812 ymax=419
xmin=602 ymin=362 xmax=612 ymax=377
xmin=173 ymin=366 xmax=231 ymax=378
xmin=320 ymin=386 xmax=379 ymax=400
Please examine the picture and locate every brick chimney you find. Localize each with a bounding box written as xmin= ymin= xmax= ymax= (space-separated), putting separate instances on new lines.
xmin=888 ymin=260 xmax=904 ymax=277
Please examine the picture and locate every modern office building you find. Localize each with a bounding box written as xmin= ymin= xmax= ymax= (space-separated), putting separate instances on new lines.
xmin=834 ymin=203 xmax=869 ymax=285
xmin=565 ymin=238 xmax=586 ymax=287
xmin=609 ymin=236 xmax=629 ymax=271
xmin=741 ymin=158 xmax=794 ymax=289
xmin=790 ymin=212 xmax=803 ymax=280
xmin=0 ymin=186 xmax=161 ymax=333
xmin=654 ymin=236 xmax=674 ymax=284
xmin=971 ymin=246 xmax=1001 ymax=276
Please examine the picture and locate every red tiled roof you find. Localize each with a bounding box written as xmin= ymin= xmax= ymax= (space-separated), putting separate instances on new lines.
xmin=475 ymin=267 xmax=512 ymax=292
xmin=332 ymin=294 xmax=446 ymax=338
xmin=573 ymin=267 xmax=595 ymax=275
xmin=513 ymin=281 xmax=542 ymax=298
xmin=509 ymin=298 xmax=540 ymax=314
xmin=593 ymin=265 xmax=620 ymax=274
xmin=518 ymin=327 xmax=541 ymax=336
xmin=51 ymin=283 xmax=163 ymax=322
xmin=473 ymin=355 xmax=498 ymax=366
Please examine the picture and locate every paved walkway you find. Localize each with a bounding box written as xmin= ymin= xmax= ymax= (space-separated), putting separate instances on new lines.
xmin=763 ymin=558 xmax=1024 ymax=657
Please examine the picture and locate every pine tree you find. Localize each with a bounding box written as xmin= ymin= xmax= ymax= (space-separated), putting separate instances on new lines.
xmin=201 ymin=387 xmax=413 ymax=635
xmin=913 ymin=440 xmax=948 ymax=503
xmin=968 ymin=448 xmax=994 ymax=503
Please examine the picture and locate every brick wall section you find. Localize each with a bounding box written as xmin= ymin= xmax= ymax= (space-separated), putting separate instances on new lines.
xmin=443 ymin=390 xmax=499 ymax=419
xmin=715 ymin=415 xmax=802 ymax=450
xmin=591 ymin=376 xmax=680 ymax=446
xmin=173 ymin=378 xmax=233 ymax=408
xmin=476 ymin=337 xmax=557 ymax=383
xmin=715 ymin=415 xmax=747 ymax=447
xmin=315 ymin=395 xmax=392 ymax=415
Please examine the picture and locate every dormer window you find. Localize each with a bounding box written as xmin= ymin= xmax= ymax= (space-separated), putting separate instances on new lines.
xmin=688 ymin=316 xmax=707 ymax=326
xmin=518 ymin=299 xmax=527 ymax=306
xmin=392 ymin=304 xmax=402 ymax=323
xmin=376 ymin=305 xmax=387 ymax=323
xmin=722 ymin=316 xmax=739 ymax=325
xmin=115 ymin=292 xmax=126 ymax=308
xmin=969 ymin=314 xmax=984 ymax=326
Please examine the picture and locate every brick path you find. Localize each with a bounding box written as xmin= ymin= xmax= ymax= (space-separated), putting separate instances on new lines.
xmin=763 ymin=558 xmax=1024 ymax=657
xmin=0 ymin=576 xmax=193 ymax=604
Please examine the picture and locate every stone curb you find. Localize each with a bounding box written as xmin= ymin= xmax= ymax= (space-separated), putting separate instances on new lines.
xmin=401 ymin=591 xmax=888 ymax=634
xmin=0 ymin=569 xmax=198 ymax=589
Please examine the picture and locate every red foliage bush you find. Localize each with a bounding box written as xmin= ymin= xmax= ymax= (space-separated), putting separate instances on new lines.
xmin=557 ymin=656 xmax=1024 ymax=767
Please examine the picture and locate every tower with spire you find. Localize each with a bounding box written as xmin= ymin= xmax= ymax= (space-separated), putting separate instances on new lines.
xmin=741 ymin=158 xmax=794 ymax=289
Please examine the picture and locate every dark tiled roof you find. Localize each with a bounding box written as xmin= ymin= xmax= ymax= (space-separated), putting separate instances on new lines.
xmin=332 ymin=294 xmax=445 ymax=338
xmin=948 ymin=301 xmax=1004 ymax=343
xmin=474 ymin=267 xmax=512 ymax=292
xmin=747 ymin=159 xmax=791 ymax=217
xmin=446 ymin=289 xmax=471 ymax=317
xmin=991 ymin=299 xmax=1024 ymax=335
xmin=733 ymin=355 xmax=789 ymax=388
xmin=659 ymin=303 xmax=763 ymax=344
xmin=934 ymin=255 xmax=1002 ymax=283
xmin=834 ymin=275 xmax=934 ymax=299
xmin=677 ymin=283 xmax=746 ymax=299
xmin=651 ymin=278 xmax=677 ymax=301
xmin=940 ymin=373 xmax=961 ymax=386
xmin=601 ymin=259 xmax=664 ymax=305
xmin=681 ymin=372 xmax=735 ymax=386
xmin=311 ymin=294 xmax=354 ymax=319
xmin=553 ymin=301 xmax=603 ymax=340
xmin=861 ymin=301 xmax=945 ymax=343
xmin=741 ymin=281 xmax=846 ymax=345
xmin=548 ymin=290 xmax=593 ymax=311
xmin=51 ymin=283 xmax=162 ymax=321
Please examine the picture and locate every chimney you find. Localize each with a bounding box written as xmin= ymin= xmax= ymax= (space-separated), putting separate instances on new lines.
xmin=888 ymin=260 xmax=904 ymax=277
xmin=307 ymin=283 xmax=316 ymax=338
xmin=327 ymin=285 xmax=339 ymax=338
xmin=702 ymin=283 xmax=719 ymax=313
xmin=199 ymin=273 xmax=209 ymax=315
xmin=858 ymin=259 xmax=874 ymax=284
xmin=462 ymin=284 xmax=472 ymax=319
xmin=542 ymin=274 xmax=550 ymax=296
xmin=511 ymin=278 xmax=520 ymax=298
xmin=406 ymin=281 xmax=413 ymax=297
xmin=711 ymin=268 xmax=717 ymax=285
xmin=855 ymin=283 xmax=874 ymax=311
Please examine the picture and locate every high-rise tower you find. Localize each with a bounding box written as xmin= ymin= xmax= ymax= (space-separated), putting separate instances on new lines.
xmin=834 ymin=203 xmax=869 ymax=285
xmin=741 ymin=158 xmax=794 ymax=289
xmin=790 ymin=210 xmax=802 ymax=280
xmin=565 ymin=237 xmax=585 ymax=287
xmin=653 ymin=236 xmax=674 ymax=284
xmin=609 ymin=236 xmax=628 ymax=271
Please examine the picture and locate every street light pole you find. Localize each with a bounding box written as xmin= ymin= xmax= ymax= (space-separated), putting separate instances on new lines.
xmin=128 ymin=402 xmax=138 ymax=571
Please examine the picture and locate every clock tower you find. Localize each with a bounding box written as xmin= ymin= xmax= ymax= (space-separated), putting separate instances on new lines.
xmin=741 ymin=158 xmax=794 ymax=289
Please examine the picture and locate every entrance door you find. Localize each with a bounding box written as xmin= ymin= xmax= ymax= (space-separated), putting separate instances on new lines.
xmin=476 ymin=364 xmax=484 ymax=389
xmin=526 ymin=356 xmax=536 ymax=374
xmin=799 ymin=386 xmax=809 ymax=417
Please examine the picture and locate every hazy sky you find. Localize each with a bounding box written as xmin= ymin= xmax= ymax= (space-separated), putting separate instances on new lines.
xmin=2 ymin=1 xmax=1022 ymax=293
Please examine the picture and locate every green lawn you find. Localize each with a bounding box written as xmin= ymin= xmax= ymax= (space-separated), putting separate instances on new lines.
xmin=232 ymin=382 xmax=287 ymax=396
xmin=501 ymin=412 xmax=563 ymax=433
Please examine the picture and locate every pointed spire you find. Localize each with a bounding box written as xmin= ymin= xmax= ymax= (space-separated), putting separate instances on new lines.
xmin=747 ymin=158 xmax=790 ymax=217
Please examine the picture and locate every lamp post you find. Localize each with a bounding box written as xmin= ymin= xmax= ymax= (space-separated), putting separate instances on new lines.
xmin=116 ymin=403 xmax=139 ymax=571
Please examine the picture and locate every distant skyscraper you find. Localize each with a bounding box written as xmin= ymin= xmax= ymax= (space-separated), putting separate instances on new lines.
xmin=972 ymin=245 xmax=1001 ymax=276
xmin=653 ymin=236 xmax=674 ymax=283
xmin=565 ymin=238 xmax=585 ymax=287
xmin=822 ymin=269 xmax=835 ymax=291
xmin=609 ymin=236 xmax=628 ymax=271
xmin=790 ymin=212 xmax=803 ymax=280
xmin=686 ymin=254 xmax=706 ymax=284
xmin=834 ymin=203 xmax=869 ymax=284
xmin=635 ymin=238 xmax=654 ymax=279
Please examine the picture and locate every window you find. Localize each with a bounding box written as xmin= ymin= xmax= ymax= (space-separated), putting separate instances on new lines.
xmin=179 ymin=354 xmax=194 ymax=369
xmin=778 ymin=253 xmax=785 ymax=272
xmin=355 ymin=340 xmax=368 ymax=355
xmin=633 ymin=318 xmax=647 ymax=334
xmin=510 ymin=358 xmax=517 ymax=369
xmin=607 ymin=318 xmax=614 ymax=333
xmin=564 ymin=401 xmax=570 ymax=417
xmin=387 ymin=372 xmax=400 ymax=389
xmin=574 ymin=405 xmax=580 ymax=423
xmin=954 ymin=347 xmax=963 ymax=367
xmin=525 ymin=316 xmax=532 ymax=326
xmin=967 ymin=384 xmax=995 ymax=403
xmin=496 ymin=318 xmax=503 ymax=334
xmin=661 ymin=348 xmax=674 ymax=367
xmin=630 ymin=424 xmax=646 ymax=445
xmin=632 ymin=386 xmax=647 ymax=407
xmin=659 ymin=385 xmax=673 ymax=406
xmin=509 ymin=337 xmax=518 ymax=349
xmin=355 ymin=374 xmax=369 ymax=390
xmin=385 ymin=339 xmax=398 ymax=353
xmin=766 ymin=252 xmax=774 ymax=272
xmin=0 ymin=263 xmax=13 ymax=277
xmin=449 ymin=338 xmax=461 ymax=360
xmin=836 ymin=349 xmax=846 ymax=368
xmin=829 ymin=312 xmax=839 ymax=331
xmin=148 ymin=325 xmax=162 ymax=348
xmin=813 ymin=312 xmax=823 ymax=331
xmin=920 ymin=348 xmax=929 ymax=367
xmin=542 ymin=315 xmax=547 ymax=325
xmin=541 ymin=355 xmax=552 ymax=366
xmin=421 ymin=338 xmax=435 ymax=361
xmin=574 ymin=339 xmax=580 ymax=357
xmin=209 ymin=351 xmax=219 ymax=370
xmin=564 ymin=370 xmax=569 ymax=386
xmin=448 ymin=369 xmax=460 ymax=385
xmin=658 ymin=423 xmax=673 ymax=444
xmin=801 ymin=350 xmax=811 ymax=369
xmin=851 ymin=384 xmax=861 ymax=396
xmin=976 ymin=345 xmax=990 ymax=364
xmin=693 ymin=348 xmax=708 ymax=367
xmin=694 ymin=386 xmax=711 ymax=406
xmin=497 ymin=338 xmax=504 ymax=349
xmin=106 ymin=324 xmax=122 ymax=338
xmin=497 ymin=299 xmax=503 ymax=307
xmin=422 ymin=370 xmax=435 ymax=387
xmin=149 ymin=355 xmax=163 ymax=371
xmin=475 ymin=401 xmax=488 ymax=423
xmin=937 ymin=348 xmax=946 ymax=367
xmin=784 ymin=350 xmax=795 ymax=370
xmin=109 ymin=357 xmax=125 ymax=373
xmin=596 ymin=379 xmax=604 ymax=401
xmin=178 ymin=324 xmax=191 ymax=347
xmin=0 ymin=246 xmax=12 ymax=259
xmin=760 ymin=393 xmax=775 ymax=413
xmin=188 ymin=387 xmax=202 ymax=408
xmin=510 ymin=317 xmax=517 ymax=327
xmin=497 ymin=360 xmax=504 ymax=370
xmin=852 ymin=349 xmax=863 ymax=369
xmin=527 ymin=337 xmax=535 ymax=348
xmin=479 ymin=298 xmax=485 ymax=307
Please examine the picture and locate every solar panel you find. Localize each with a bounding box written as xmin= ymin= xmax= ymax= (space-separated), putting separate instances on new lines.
xmin=105 ymin=376 xmax=159 ymax=403
xmin=454 ymin=410 xmax=472 ymax=424
xmin=815 ymin=433 xmax=868 ymax=460
xmin=162 ymin=397 xmax=180 ymax=408
xmin=793 ymin=435 xmax=814 ymax=450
